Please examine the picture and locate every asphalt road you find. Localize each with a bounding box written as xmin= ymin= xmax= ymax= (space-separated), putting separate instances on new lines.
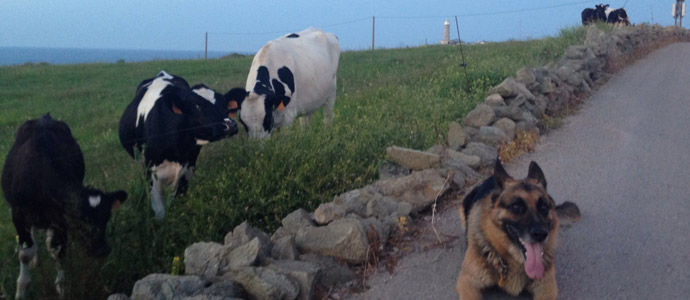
xmin=348 ymin=42 xmax=690 ymax=300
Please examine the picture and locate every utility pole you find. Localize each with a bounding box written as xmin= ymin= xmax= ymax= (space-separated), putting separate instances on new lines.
xmin=674 ymin=0 xmax=686 ymax=27
xmin=205 ymin=32 xmax=208 ymax=60
xmin=454 ymin=16 xmax=470 ymax=93
xmin=371 ymin=16 xmax=375 ymax=50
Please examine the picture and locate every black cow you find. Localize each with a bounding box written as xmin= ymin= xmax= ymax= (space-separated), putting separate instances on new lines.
xmin=607 ymin=8 xmax=630 ymax=26
xmin=118 ymin=71 xmax=238 ymax=219
xmin=582 ymin=4 xmax=608 ymax=25
xmin=1 ymin=114 xmax=127 ymax=299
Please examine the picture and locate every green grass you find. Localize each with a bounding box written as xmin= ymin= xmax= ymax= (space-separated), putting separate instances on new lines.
xmin=0 ymin=26 xmax=585 ymax=299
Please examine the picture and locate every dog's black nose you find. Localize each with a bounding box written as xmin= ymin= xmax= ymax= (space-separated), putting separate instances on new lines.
xmin=530 ymin=226 xmax=548 ymax=242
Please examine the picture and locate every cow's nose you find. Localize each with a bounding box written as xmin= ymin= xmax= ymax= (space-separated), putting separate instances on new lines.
xmin=224 ymin=118 xmax=238 ymax=135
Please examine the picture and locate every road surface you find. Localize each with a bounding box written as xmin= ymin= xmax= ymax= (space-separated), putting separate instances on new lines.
xmin=348 ymin=42 xmax=690 ymax=299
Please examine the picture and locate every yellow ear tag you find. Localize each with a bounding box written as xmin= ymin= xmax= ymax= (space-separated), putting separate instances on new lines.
xmin=111 ymin=200 xmax=121 ymax=210
xmin=498 ymin=274 xmax=506 ymax=288
xmin=172 ymin=104 xmax=183 ymax=114
xmin=277 ymin=102 xmax=285 ymax=111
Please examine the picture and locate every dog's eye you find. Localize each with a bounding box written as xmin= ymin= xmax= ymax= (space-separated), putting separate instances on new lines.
xmin=510 ymin=198 xmax=526 ymax=215
xmin=538 ymin=198 xmax=550 ymax=216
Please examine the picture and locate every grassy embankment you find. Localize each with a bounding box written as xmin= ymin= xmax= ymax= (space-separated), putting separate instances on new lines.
xmin=0 ymin=27 xmax=585 ymax=299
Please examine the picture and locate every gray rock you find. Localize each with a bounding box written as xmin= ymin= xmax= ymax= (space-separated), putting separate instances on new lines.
xmin=281 ymin=209 xmax=315 ymax=236
xmin=386 ymin=146 xmax=441 ymax=170
xmin=484 ymin=94 xmax=505 ymax=106
xmin=425 ymin=144 xmax=446 ymax=155
xmin=313 ymin=202 xmax=346 ymax=225
xmin=463 ymin=126 xmax=479 ymax=142
xmin=332 ymin=188 xmax=369 ymax=217
xmin=295 ymin=218 xmax=369 ymax=263
xmin=463 ymin=104 xmax=495 ymax=127
xmin=516 ymin=111 xmax=538 ymax=132
xmin=224 ymin=238 xmax=264 ymax=272
xmin=228 ymin=267 xmax=299 ymax=300
xmin=461 ymin=142 xmax=498 ymax=168
xmin=266 ymin=260 xmax=321 ymax=300
xmin=359 ymin=217 xmax=390 ymax=245
xmin=493 ymin=118 xmax=516 ymax=140
xmin=298 ymin=254 xmax=356 ymax=288
xmin=442 ymin=158 xmax=479 ymax=189
xmin=476 ymin=126 xmax=509 ymax=146
xmin=107 ymin=294 xmax=131 ymax=300
xmin=369 ymin=169 xmax=450 ymax=213
xmin=366 ymin=195 xmax=400 ymax=220
xmin=447 ymin=122 xmax=468 ymax=150
xmin=184 ymin=242 xmax=227 ymax=278
xmin=225 ymin=221 xmax=272 ymax=259
xmin=565 ymin=45 xmax=591 ymax=60
xmin=131 ymin=274 xmax=246 ymax=300
xmin=377 ymin=160 xmax=410 ymax=180
xmin=445 ymin=149 xmax=481 ymax=169
xmin=515 ymin=67 xmax=536 ymax=86
xmin=488 ymin=77 xmax=535 ymax=101
xmin=271 ymin=236 xmax=300 ymax=260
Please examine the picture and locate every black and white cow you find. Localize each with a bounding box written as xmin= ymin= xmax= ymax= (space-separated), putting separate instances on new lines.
xmin=118 ymin=71 xmax=238 ymax=219
xmin=607 ymin=7 xmax=630 ymax=26
xmin=1 ymin=114 xmax=127 ymax=299
xmin=228 ymin=27 xmax=340 ymax=139
xmin=582 ymin=4 xmax=609 ymax=25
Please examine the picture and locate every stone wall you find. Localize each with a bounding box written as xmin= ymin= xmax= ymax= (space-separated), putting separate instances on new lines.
xmin=110 ymin=25 xmax=690 ymax=300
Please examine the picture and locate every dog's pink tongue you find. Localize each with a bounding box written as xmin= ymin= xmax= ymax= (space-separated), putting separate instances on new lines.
xmin=524 ymin=242 xmax=544 ymax=279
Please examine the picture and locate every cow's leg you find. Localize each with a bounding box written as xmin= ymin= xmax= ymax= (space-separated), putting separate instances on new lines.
xmin=46 ymin=228 xmax=66 ymax=298
xmin=175 ymin=164 xmax=195 ymax=196
xmin=322 ymin=92 xmax=336 ymax=125
xmin=150 ymin=171 xmax=166 ymax=220
xmin=13 ymin=211 xmax=37 ymax=300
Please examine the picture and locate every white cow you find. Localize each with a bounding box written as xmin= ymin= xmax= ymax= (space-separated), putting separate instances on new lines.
xmin=228 ymin=27 xmax=340 ymax=138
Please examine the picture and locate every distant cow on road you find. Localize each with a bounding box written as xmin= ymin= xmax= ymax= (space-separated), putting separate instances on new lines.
xmin=228 ymin=27 xmax=340 ymax=139
xmin=118 ymin=71 xmax=238 ymax=219
xmin=2 ymin=114 xmax=127 ymax=299
xmin=582 ymin=4 xmax=608 ymax=25
xmin=607 ymin=8 xmax=630 ymax=26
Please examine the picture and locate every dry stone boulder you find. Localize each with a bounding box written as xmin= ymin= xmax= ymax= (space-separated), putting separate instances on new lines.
xmin=184 ymin=242 xmax=228 ymax=278
xmin=281 ymin=209 xmax=315 ymax=236
xmin=313 ymin=202 xmax=346 ymax=225
xmin=224 ymin=238 xmax=265 ymax=271
xmin=493 ymin=118 xmax=516 ymax=140
xmin=516 ymin=67 xmax=537 ymax=87
xmin=267 ymin=260 xmax=321 ymax=300
xmin=445 ymin=149 xmax=480 ymax=169
xmin=271 ymin=236 xmax=300 ymax=260
xmin=224 ymin=221 xmax=272 ymax=259
xmin=299 ymin=253 xmax=356 ymax=288
xmin=516 ymin=111 xmax=538 ymax=132
xmin=488 ymin=77 xmax=535 ymax=101
xmin=369 ymin=169 xmax=449 ymax=213
xmin=386 ymin=146 xmax=441 ymax=170
xmin=461 ymin=142 xmax=498 ymax=168
xmin=442 ymin=158 xmax=479 ymax=189
xmin=447 ymin=121 xmax=467 ymax=150
xmin=295 ymin=218 xmax=369 ymax=263
xmin=131 ymin=274 xmax=246 ymax=300
xmin=107 ymin=294 xmax=131 ymax=300
xmin=228 ymin=267 xmax=299 ymax=300
xmin=476 ymin=126 xmax=509 ymax=146
xmin=484 ymin=94 xmax=505 ymax=106
xmin=377 ymin=160 xmax=410 ymax=180
xmin=463 ymin=104 xmax=495 ymax=127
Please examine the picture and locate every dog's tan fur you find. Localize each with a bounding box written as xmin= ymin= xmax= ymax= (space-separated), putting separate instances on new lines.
xmin=456 ymin=160 xmax=580 ymax=300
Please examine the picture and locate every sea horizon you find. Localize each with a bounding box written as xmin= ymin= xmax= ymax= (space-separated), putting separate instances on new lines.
xmin=0 ymin=46 xmax=240 ymax=66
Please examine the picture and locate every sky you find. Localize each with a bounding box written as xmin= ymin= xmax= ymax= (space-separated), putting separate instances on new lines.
xmin=0 ymin=0 xmax=684 ymax=54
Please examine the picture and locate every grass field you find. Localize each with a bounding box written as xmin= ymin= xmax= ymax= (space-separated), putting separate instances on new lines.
xmin=0 ymin=27 xmax=585 ymax=299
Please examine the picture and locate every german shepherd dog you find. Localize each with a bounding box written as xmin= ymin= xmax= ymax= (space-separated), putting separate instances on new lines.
xmin=456 ymin=159 xmax=580 ymax=300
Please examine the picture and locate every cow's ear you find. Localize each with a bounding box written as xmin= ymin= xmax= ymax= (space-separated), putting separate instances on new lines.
xmin=272 ymin=96 xmax=291 ymax=111
xmin=225 ymin=88 xmax=246 ymax=118
xmin=107 ymin=190 xmax=128 ymax=211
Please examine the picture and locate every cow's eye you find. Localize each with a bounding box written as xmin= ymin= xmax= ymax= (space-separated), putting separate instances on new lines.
xmin=195 ymin=104 xmax=201 ymax=111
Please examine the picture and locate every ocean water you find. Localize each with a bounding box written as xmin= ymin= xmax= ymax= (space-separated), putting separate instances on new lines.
xmin=0 ymin=47 xmax=232 ymax=66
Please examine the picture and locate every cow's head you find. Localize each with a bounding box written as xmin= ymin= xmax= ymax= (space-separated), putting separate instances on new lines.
xmin=167 ymin=85 xmax=238 ymax=144
xmin=237 ymin=91 xmax=290 ymax=139
xmin=77 ymin=188 xmax=127 ymax=257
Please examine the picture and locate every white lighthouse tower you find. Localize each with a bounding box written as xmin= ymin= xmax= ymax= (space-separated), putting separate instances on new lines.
xmin=440 ymin=19 xmax=451 ymax=45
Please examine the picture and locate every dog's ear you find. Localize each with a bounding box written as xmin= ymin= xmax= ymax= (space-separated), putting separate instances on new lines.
xmin=527 ymin=161 xmax=547 ymax=189
xmin=493 ymin=158 xmax=511 ymax=189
